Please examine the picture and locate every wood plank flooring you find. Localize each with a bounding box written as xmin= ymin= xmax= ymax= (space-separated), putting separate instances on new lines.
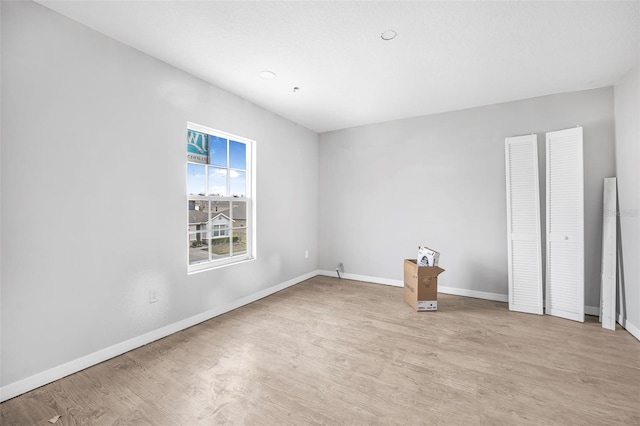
xmin=2 ymin=276 xmax=639 ymax=425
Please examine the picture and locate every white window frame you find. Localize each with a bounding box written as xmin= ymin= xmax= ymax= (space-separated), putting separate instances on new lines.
xmin=187 ymin=122 xmax=256 ymax=273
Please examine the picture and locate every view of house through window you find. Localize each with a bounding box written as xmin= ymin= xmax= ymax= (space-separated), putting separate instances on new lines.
xmin=187 ymin=122 xmax=254 ymax=272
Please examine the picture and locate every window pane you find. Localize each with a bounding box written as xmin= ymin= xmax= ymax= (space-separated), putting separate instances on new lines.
xmin=209 ymin=201 xmax=230 ymax=236
xmin=229 ymin=140 xmax=246 ymax=170
xmin=210 ymin=236 xmax=231 ymax=258
xmin=189 ymin=200 xmax=208 ymax=213
xmin=208 ymin=167 xmax=227 ymax=196
xmin=229 ymin=170 xmax=246 ymax=198
xmin=187 ymin=163 xmax=206 ymax=195
xmin=232 ymin=228 xmax=247 ymax=256
xmin=188 ymin=201 xmax=209 ymax=234
xmin=209 ymin=135 xmax=227 ymax=167
xmin=210 ymin=200 xmax=230 ymax=216
xmin=230 ymin=202 xmax=247 ymax=228
xmin=189 ymin=232 xmax=210 ymax=265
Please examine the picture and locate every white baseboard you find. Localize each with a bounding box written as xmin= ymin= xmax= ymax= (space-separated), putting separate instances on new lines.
xmin=0 ymin=270 xmax=318 ymax=403
xmin=617 ymin=314 xmax=640 ymax=342
xmin=318 ymin=270 xmax=508 ymax=302
xmin=318 ymin=270 xmax=404 ymax=287
xmin=437 ymin=285 xmax=508 ymax=303
xmin=317 ymin=271 xmax=611 ymax=311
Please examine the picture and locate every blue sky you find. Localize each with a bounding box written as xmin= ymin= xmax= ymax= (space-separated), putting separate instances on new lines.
xmin=208 ymin=136 xmax=246 ymax=169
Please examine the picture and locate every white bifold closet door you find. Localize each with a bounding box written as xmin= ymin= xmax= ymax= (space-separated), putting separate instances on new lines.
xmin=546 ymin=127 xmax=584 ymax=322
xmin=505 ymin=135 xmax=543 ymax=315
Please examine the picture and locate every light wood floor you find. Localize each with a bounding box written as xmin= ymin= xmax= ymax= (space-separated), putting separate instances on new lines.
xmin=2 ymin=276 xmax=639 ymax=425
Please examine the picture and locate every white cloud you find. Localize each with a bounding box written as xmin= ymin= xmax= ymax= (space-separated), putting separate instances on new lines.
xmin=210 ymin=169 xmax=243 ymax=179
xmin=210 ymin=185 xmax=227 ymax=196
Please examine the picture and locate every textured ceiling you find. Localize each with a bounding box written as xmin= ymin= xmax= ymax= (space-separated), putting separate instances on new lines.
xmin=37 ymin=1 xmax=640 ymax=133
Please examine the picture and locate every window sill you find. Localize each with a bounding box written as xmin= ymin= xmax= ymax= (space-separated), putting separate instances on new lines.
xmin=187 ymin=256 xmax=255 ymax=275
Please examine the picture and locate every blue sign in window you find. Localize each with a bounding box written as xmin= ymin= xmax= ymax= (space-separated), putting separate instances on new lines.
xmin=187 ymin=129 xmax=209 ymax=164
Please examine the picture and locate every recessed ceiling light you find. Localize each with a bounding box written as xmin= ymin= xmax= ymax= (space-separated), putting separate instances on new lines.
xmin=381 ymin=30 xmax=397 ymax=41
xmin=293 ymin=87 xmax=300 ymax=93
xmin=259 ymin=70 xmax=276 ymax=79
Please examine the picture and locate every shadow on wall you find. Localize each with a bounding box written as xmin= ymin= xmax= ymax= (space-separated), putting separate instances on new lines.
xmin=466 ymin=260 xmax=507 ymax=294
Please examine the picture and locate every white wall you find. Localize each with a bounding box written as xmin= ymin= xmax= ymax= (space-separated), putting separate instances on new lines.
xmin=614 ymin=64 xmax=640 ymax=339
xmin=319 ymin=88 xmax=615 ymax=309
xmin=1 ymin=1 xmax=318 ymax=392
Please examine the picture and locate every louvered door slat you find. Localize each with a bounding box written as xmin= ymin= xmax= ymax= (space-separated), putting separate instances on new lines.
xmin=505 ymin=135 xmax=543 ymax=315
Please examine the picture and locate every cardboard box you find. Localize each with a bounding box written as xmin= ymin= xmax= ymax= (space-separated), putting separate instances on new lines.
xmin=403 ymin=259 xmax=445 ymax=311
xmin=417 ymin=246 xmax=440 ymax=267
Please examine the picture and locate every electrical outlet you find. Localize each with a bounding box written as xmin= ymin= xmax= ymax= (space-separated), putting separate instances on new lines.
xmin=149 ymin=289 xmax=159 ymax=304
xmin=305 ymin=250 xmax=309 ymax=259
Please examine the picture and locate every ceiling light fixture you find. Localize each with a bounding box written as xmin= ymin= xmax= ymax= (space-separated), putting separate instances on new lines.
xmin=381 ymin=30 xmax=397 ymax=41
xmin=259 ymin=70 xmax=276 ymax=79
xmin=293 ymin=87 xmax=300 ymax=93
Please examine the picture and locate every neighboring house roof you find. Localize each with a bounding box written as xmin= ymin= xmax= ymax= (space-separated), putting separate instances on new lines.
xmin=230 ymin=203 xmax=247 ymax=221
xmin=189 ymin=204 xmax=246 ymax=225
xmin=211 ymin=212 xmax=231 ymax=223
xmin=188 ymin=210 xmax=209 ymax=225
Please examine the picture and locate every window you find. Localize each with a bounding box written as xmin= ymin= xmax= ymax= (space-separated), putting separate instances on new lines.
xmin=212 ymin=224 xmax=229 ymax=237
xmin=187 ymin=122 xmax=254 ymax=272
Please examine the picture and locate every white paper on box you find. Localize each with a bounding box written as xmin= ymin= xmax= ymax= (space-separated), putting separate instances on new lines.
xmin=417 ymin=301 xmax=437 ymax=311
xmin=417 ymin=246 xmax=440 ymax=267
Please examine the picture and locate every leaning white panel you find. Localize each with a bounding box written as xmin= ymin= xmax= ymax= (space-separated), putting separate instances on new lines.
xmin=600 ymin=177 xmax=617 ymax=330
